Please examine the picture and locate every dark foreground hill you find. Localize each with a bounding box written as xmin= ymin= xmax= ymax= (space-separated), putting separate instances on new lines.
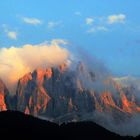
xmin=0 ymin=111 xmax=136 ymax=140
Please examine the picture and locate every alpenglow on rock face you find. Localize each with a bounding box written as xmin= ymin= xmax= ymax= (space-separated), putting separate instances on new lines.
xmin=0 ymin=79 xmax=9 ymax=111
xmin=15 ymin=61 xmax=140 ymax=136
xmin=1 ymin=62 xmax=140 ymax=136
xmin=16 ymin=63 xmax=96 ymax=120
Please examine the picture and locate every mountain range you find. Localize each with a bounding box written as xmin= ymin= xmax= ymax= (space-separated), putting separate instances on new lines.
xmin=1 ymin=62 xmax=140 ymax=137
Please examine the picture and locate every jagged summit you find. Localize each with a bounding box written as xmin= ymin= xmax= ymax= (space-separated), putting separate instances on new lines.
xmin=15 ymin=63 xmax=140 ymax=120
xmin=0 ymin=79 xmax=9 ymax=111
xmin=1 ymin=62 xmax=140 ymax=136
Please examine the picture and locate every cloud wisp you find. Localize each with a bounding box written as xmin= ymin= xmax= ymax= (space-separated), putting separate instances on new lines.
xmin=2 ymin=24 xmax=18 ymax=40
xmin=47 ymin=21 xmax=62 ymax=29
xmin=87 ymin=26 xmax=108 ymax=33
xmin=81 ymin=13 xmax=126 ymax=34
xmin=108 ymin=14 xmax=126 ymax=24
xmin=85 ymin=17 xmax=94 ymax=25
xmin=7 ymin=31 xmax=17 ymax=40
xmin=22 ymin=17 xmax=42 ymax=25
xmin=74 ymin=11 xmax=82 ymax=16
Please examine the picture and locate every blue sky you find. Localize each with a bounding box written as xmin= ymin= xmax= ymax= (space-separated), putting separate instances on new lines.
xmin=0 ymin=0 xmax=140 ymax=76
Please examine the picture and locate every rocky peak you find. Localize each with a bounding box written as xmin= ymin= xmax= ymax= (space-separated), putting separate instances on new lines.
xmin=15 ymin=63 xmax=140 ymax=121
xmin=0 ymin=79 xmax=9 ymax=111
xmin=1 ymin=61 xmax=140 ymax=130
xmin=19 ymin=72 xmax=32 ymax=85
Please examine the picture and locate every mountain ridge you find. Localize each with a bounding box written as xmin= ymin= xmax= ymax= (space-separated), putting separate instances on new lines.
xmin=1 ymin=63 xmax=140 ymax=136
xmin=0 ymin=110 xmax=133 ymax=140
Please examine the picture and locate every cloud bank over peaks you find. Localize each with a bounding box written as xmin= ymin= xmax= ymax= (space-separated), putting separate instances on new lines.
xmin=0 ymin=39 xmax=70 ymax=94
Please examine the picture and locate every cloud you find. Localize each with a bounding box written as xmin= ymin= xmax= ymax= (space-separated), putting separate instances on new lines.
xmin=74 ymin=11 xmax=81 ymax=16
xmin=7 ymin=31 xmax=17 ymax=40
xmin=87 ymin=26 xmax=108 ymax=33
xmin=97 ymin=26 xmax=108 ymax=31
xmin=47 ymin=21 xmax=62 ymax=29
xmin=2 ymin=24 xmax=17 ymax=40
xmin=0 ymin=39 xmax=69 ymax=94
xmin=22 ymin=17 xmax=42 ymax=25
xmin=85 ymin=18 xmax=94 ymax=25
xmin=108 ymin=14 xmax=126 ymax=24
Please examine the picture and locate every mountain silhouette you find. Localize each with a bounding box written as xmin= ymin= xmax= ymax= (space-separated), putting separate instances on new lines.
xmin=0 ymin=111 xmax=135 ymax=140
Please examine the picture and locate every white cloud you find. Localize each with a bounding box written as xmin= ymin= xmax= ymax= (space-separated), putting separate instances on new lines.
xmin=7 ymin=31 xmax=17 ymax=40
xmin=2 ymin=24 xmax=17 ymax=40
xmin=74 ymin=11 xmax=81 ymax=16
xmin=22 ymin=17 xmax=42 ymax=25
xmin=85 ymin=18 xmax=94 ymax=25
xmin=108 ymin=14 xmax=126 ymax=24
xmin=0 ymin=39 xmax=69 ymax=93
xmin=87 ymin=28 xmax=96 ymax=33
xmin=87 ymin=26 xmax=108 ymax=33
xmin=47 ymin=21 xmax=62 ymax=29
xmin=97 ymin=26 xmax=108 ymax=31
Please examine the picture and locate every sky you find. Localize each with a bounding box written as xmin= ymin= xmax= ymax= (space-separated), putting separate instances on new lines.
xmin=0 ymin=0 xmax=140 ymax=77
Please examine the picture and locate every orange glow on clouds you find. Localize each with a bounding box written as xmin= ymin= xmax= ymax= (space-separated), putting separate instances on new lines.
xmin=0 ymin=39 xmax=70 ymax=94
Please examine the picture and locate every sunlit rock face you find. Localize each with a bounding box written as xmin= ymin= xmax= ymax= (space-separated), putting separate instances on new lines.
xmin=15 ymin=62 xmax=140 ymax=124
xmin=1 ymin=62 xmax=140 ymax=136
xmin=16 ymin=63 xmax=95 ymax=120
xmin=16 ymin=70 xmax=51 ymax=116
xmin=0 ymin=79 xmax=9 ymax=111
xmin=98 ymin=82 xmax=140 ymax=114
